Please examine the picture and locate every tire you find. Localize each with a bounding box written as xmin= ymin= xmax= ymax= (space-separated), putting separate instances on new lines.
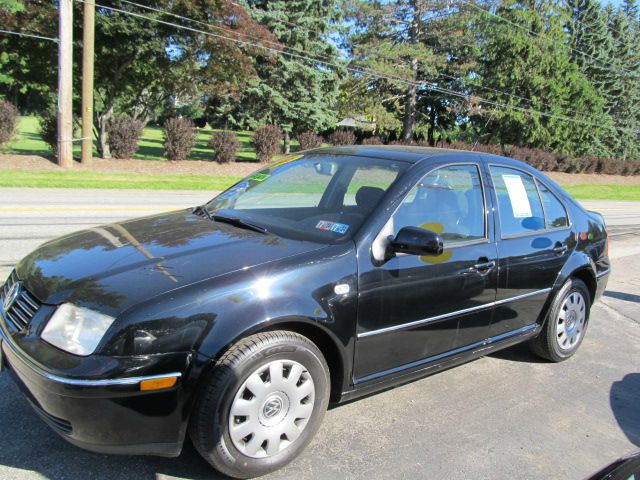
xmin=530 ymin=278 xmax=591 ymax=362
xmin=189 ymin=331 xmax=330 ymax=479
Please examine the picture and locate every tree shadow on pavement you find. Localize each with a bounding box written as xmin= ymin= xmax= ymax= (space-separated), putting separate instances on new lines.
xmin=604 ymin=291 xmax=640 ymax=304
xmin=0 ymin=375 xmax=231 ymax=480
xmin=610 ymin=373 xmax=640 ymax=447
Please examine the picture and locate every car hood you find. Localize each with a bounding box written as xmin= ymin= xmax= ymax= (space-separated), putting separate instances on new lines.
xmin=16 ymin=209 xmax=326 ymax=315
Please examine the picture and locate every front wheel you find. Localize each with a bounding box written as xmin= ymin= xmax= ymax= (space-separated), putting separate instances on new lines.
xmin=530 ymin=277 xmax=591 ymax=362
xmin=189 ymin=331 xmax=330 ymax=479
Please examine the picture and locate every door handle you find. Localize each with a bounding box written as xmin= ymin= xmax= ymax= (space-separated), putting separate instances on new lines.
xmin=473 ymin=260 xmax=496 ymax=272
xmin=552 ymin=243 xmax=568 ymax=255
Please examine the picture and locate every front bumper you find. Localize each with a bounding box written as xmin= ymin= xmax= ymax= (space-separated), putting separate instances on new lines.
xmin=0 ymin=325 xmax=193 ymax=457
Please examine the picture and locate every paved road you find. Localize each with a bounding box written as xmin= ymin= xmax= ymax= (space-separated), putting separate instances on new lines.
xmin=0 ymin=188 xmax=639 ymax=480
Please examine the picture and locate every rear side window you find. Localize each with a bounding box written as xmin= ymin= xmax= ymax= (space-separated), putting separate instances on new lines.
xmin=490 ymin=166 xmax=545 ymax=237
xmin=538 ymin=182 xmax=569 ymax=229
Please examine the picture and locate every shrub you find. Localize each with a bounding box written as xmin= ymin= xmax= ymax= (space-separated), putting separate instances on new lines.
xmin=0 ymin=100 xmax=19 ymax=146
xmin=328 ymin=129 xmax=356 ymax=146
xmin=163 ymin=117 xmax=195 ymax=161
xmin=362 ymin=136 xmax=384 ymax=145
xmin=107 ymin=115 xmax=144 ymax=159
xmin=209 ymin=130 xmax=240 ymax=164
xmin=297 ymin=131 xmax=323 ymax=150
xmin=252 ymin=124 xmax=282 ymax=162
xmin=600 ymin=158 xmax=624 ymax=175
xmin=388 ymin=138 xmax=415 ymax=146
xmin=580 ymin=157 xmax=598 ymax=174
xmin=39 ymin=109 xmax=58 ymax=156
xmin=619 ymin=161 xmax=634 ymax=176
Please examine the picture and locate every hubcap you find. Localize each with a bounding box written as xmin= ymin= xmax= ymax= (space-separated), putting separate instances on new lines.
xmin=228 ymin=360 xmax=315 ymax=458
xmin=556 ymin=291 xmax=586 ymax=350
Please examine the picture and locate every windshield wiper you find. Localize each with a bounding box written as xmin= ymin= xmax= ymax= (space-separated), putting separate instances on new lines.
xmin=212 ymin=214 xmax=269 ymax=234
xmin=192 ymin=205 xmax=213 ymax=220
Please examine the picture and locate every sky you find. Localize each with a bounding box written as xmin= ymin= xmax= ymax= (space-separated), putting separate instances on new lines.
xmin=599 ymin=0 xmax=624 ymax=7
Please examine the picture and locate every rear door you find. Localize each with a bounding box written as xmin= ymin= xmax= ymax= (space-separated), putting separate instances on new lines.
xmin=487 ymin=165 xmax=573 ymax=338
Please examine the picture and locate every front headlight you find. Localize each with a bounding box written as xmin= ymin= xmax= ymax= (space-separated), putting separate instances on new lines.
xmin=41 ymin=303 xmax=116 ymax=356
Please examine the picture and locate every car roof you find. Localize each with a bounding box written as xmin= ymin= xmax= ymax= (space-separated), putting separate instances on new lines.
xmin=304 ymin=145 xmax=578 ymax=208
xmin=306 ymin=145 xmax=525 ymax=167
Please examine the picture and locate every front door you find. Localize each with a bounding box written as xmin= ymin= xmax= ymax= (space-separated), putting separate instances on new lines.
xmin=486 ymin=165 xmax=574 ymax=338
xmin=354 ymin=163 xmax=498 ymax=383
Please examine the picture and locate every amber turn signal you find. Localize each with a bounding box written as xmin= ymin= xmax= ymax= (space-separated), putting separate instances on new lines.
xmin=139 ymin=376 xmax=178 ymax=391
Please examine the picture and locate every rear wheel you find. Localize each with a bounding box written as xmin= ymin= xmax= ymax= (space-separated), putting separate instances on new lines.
xmin=189 ymin=331 xmax=330 ymax=479
xmin=530 ymin=278 xmax=591 ymax=362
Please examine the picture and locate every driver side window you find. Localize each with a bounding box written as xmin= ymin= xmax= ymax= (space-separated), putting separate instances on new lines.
xmin=392 ymin=164 xmax=486 ymax=244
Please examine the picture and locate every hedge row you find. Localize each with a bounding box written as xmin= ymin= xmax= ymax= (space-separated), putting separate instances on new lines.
xmin=439 ymin=141 xmax=640 ymax=176
xmin=2 ymin=100 xmax=636 ymax=173
xmin=355 ymin=135 xmax=640 ymax=176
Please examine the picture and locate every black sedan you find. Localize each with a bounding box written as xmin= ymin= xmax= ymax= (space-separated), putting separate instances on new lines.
xmin=0 ymin=147 xmax=610 ymax=478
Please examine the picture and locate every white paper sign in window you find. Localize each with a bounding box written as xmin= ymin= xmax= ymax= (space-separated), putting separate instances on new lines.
xmin=502 ymin=174 xmax=532 ymax=218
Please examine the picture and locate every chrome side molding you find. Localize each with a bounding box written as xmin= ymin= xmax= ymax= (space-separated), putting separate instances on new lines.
xmin=357 ymin=288 xmax=552 ymax=338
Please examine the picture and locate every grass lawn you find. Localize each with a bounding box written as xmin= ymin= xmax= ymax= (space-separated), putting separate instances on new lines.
xmin=564 ymin=185 xmax=640 ymax=202
xmin=2 ymin=116 xmax=302 ymax=162
xmin=2 ymin=117 xmax=640 ymax=200
xmin=0 ymin=169 xmax=241 ymax=190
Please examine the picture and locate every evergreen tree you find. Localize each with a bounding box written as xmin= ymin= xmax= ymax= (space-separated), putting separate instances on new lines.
xmin=348 ymin=0 xmax=438 ymax=141
xmin=237 ymin=0 xmax=343 ymax=153
xmin=346 ymin=0 xmax=479 ymax=143
xmin=608 ymin=7 xmax=640 ymax=159
xmin=477 ymin=0 xmax=609 ymax=155
xmin=567 ymin=0 xmax=639 ymax=159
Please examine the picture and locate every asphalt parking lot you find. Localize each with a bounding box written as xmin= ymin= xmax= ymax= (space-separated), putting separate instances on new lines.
xmin=0 ymin=188 xmax=638 ymax=480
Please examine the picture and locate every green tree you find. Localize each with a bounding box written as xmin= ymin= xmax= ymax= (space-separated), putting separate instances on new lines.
xmin=0 ymin=1 xmax=57 ymax=109
xmin=348 ymin=0 xmax=437 ymax=141
xmin=233 ymin=0 xmax=342 ymax=153
xmin=476 ymin=0 xmax=609 ymax=156
xmin=345 ymin=0 xmax=481 ymax=144
xmin=566 ymin=0 xmax=639 ymax=159
xmin=85 ymin=0 xmax=277 ymax=157
xmin=608 ymin=6 xmax=640 ymax=159
xmin=1 ymin=0 xmax=277 ymax=157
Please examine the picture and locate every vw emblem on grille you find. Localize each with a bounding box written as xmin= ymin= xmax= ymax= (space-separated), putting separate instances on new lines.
xmin=3 ymin=281 xmax=21 ymax=312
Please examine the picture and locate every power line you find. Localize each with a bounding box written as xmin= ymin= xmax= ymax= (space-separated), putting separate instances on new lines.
xmin=78 ymin=0 xmax=637 ymax=135
xmin=0 ymin=28 xmax=58 ymax=42
xmin=461 ymin=0 xmax=639 ymax=77
xmin=115 ymin=0 xmax=634 ymax=129
xmin=116 ymin=0 xmax=348 ymax=77
xmin=434 ymin=71 xmax=606 ymax=120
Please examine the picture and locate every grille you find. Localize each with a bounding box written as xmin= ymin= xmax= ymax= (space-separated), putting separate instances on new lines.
xmin=2 ymin=271 xmax=41 ymax=332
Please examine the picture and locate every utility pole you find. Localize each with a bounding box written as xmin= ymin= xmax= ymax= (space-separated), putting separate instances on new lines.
xmin=81 ymin=0 xmax=95 ymax=166
xmin=57 ymin=0 xmax=73 ymax=168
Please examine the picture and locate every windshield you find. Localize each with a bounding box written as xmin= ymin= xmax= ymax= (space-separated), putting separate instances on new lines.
xmin=205 ymin=154 xmax=409 ymax=243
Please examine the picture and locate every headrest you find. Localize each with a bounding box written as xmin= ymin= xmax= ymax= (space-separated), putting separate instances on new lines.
xmin=356 ymin=186 xmax=385 ymax=208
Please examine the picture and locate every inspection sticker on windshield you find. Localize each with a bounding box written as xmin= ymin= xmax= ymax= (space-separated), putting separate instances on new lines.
xmin=248 ymin=173 xmax=270 ymax=182
xmin=316 ymin=220 xmax=349 ymax=234
xmin=502 ymin=174 xmax=532 ymax=218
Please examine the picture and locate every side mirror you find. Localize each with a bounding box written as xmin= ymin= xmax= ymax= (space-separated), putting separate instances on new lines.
xmin=389 ymin=226 xmax=444 ymax=257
